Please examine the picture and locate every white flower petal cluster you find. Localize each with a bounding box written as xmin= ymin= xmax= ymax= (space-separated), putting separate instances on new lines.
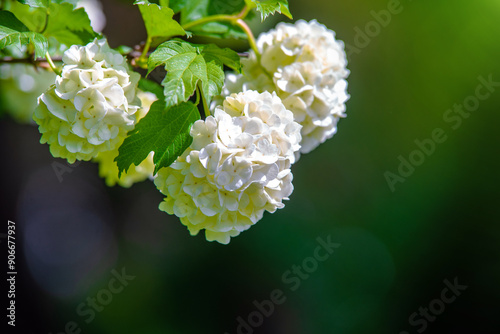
xmin=221 ymin=19 xmax=349 ymax=155
xmin=155 ymin=91 xmax=302 ymax=244
xmin=93 ymin=91 xmax=157 ymax=188
xmin=33 ymin=38 xmax=140 ymax=163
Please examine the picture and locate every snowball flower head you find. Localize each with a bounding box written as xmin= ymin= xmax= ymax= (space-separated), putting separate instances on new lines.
xmin=33 ymin=38 xmax=140 ymax=163
xmin=222 ymin=20 xmax=349 ymax=155
xmin=155 ymin=90 xmax=302 ymax=244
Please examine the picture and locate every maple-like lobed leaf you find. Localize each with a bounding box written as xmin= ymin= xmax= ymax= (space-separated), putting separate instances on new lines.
xmin=116 ymin=100 xmax=201 ymax=175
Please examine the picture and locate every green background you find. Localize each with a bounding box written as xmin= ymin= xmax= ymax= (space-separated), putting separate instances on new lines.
xmin=1 ymin=0 xmax=499 ymax=333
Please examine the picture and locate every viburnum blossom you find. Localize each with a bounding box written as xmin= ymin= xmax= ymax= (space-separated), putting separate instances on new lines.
xmin=154 ymin=90 xmax=302 ymax=244
xmin=221 ymin=19 xmax=350 ymax=155
xmin=93 ymin=91 xmax=157 ymax=187
xmin=33 ymin=38 xmax=140 ymax=163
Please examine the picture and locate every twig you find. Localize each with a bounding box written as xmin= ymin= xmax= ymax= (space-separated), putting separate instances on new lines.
xmin=0 ymin=56 xmax=63 ymax=64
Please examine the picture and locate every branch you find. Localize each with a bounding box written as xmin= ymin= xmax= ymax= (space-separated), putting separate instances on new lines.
xmin=0 ymin=56 xmax=63 ymax=64
xmin=0 ymin=45 xmax=246 ymax=71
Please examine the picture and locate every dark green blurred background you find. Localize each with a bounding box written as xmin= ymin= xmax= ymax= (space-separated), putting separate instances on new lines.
xmin=1 ymin=0 xmax=499 ymax=333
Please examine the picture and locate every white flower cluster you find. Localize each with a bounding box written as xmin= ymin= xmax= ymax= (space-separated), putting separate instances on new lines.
xmin=33 ymin=38 xmax=140 ymax=163
xmin=222 ymin=20 xmax=350 ymax=155
xmin=155 ymin=90 xmax=302 ymax=244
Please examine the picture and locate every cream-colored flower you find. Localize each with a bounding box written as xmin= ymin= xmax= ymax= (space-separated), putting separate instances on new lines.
xmin=155 ymin=91 xmax=301 ymax=244
xmin=33 ymin=38 xmax=140 ymax=163
xmin=220 ymin=20 xmax=350 ymax=156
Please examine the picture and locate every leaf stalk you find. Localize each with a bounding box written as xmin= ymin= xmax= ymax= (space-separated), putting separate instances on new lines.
xmin=180 ymin=6 xmax=260 ymax=59
xmin=44 ymin=52 xmax=61 ymax=75
xmin=138 ymin=37 xmax=152 ymax=67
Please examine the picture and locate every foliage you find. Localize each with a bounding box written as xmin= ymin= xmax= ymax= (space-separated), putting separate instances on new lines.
xmin=147 ymin=39 xmax=240 ymax=109
xmin=117 ymin=100 xmax=200 ymax=175
xmin=0 ymin=10 xmax=48 ymax=57
xmin=245 ymin=0 xmax=292 ymax=20
xmin=0 ymin=0 xmax=294 ymax=174
xmin=0 ymin=0 xmax=351 ymax=244
xmin=0 ymin=0 xmax=294 ymax=173
xmin=3 ymin=0 xmax=96 ymax=53
xmin=134 ymin=0 xmax=186 ymax=47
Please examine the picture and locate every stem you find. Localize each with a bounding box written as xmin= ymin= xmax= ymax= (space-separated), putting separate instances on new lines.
xmin=45 ymin=52 xmax=61 ymax=75
xmin=40 ymin=14 xmax=49 ymax=33
xmin=182 ymin=14 xmax=234 ymax=31
xmin=236 ymin=5 xmax=252 ymax=20
xmin=234 ymin=18 xmax=260 ymax=59
xmin=181 ymin=6 xmax=260 ymax=59
xmin=139 ymin=37 xmax=152 ymax=65
xmin=0 ymin=56 xmax=62 ymax=64
xmin=181 ymin=5 xmax=251 ymax=30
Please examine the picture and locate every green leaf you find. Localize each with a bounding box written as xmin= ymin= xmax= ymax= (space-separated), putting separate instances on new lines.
xmin=0 ymin=10 xmax=48 ymax=58
xmin=148 ymin=39 xmax=197 ymax=74
xmin=116 ymin=45 xmax=133 ymax=55
xmin=173 ymin=0 xmax=209 ymax=21
xmin=246 ymin=0 xmax=292 ymax=21
xmin=162 ymin=51 xmax=206 ymax=108
xmin=0 ymin=10 xmax=29 ymax=32
xmin=134 ymin=0 xmax=186 ymax=47
xmin=16 ymin=0 xmax=49 ymax=8
xmin=17 ymin=0 xmax=79 ymax=8
xmin=190 ymin=21 xmax=247 ymax=40
xmin=138 ymin=78 xmax=164 ymax=100
xmin=43 ymin=2 xmax=96 ymax=46
xmin=200 ymin=43 xmax=241 ymax=72
xmin=202 ymin=61 xmax=224 ymax=107
xmin=168 ymin=0 xmax=188 ymax=13
xmin=148 ymin=39 xmax=206 ymax=108
xmin=148 ymin=40 xmax=231 ymax=109
xmin=116 ymin=100 xmax=201 ymax=175
xmin=8 ymin=1 xmax=96 ymax=47
xmin=209 ymin=0 xmax=245 ymax=15
xmin=6 ymin=1 xmax=46 ymax=34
